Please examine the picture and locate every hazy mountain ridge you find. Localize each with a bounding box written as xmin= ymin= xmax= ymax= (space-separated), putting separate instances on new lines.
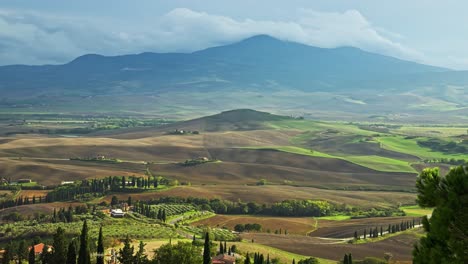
xmin=0 ymin=35 xmax=452 ymax=95
xmin=0 ymin=35 xmax=466 ymax=122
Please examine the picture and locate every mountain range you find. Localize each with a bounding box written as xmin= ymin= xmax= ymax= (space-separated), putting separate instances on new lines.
xmin=0 ymin=35 xmax=467 ymax=122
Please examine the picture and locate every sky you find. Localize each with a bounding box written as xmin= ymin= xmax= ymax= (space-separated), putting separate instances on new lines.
xmin=0 ymin=0 xmax=467 ymax=69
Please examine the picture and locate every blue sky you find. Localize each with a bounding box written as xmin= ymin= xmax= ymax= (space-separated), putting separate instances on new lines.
xmin=0 ymin=0 xmax=467 ymax=69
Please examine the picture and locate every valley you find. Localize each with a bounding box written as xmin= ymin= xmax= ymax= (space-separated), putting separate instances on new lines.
xmin=0 ymin=109 xmax=464 ymax=263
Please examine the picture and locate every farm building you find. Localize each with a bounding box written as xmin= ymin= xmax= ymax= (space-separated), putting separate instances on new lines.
xmin=110 ymin=209 xmax=125 ymax=218
xmin=17 ymin=179 xmax=32 ymax=183
xmin=212 ymin=254 xmax=236 ymax=264
xmin=28 ymin=243 xmax=53 ymax=255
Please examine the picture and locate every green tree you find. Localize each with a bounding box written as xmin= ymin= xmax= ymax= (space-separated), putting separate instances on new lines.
xmin=17 ymin=240 xmax=28 ymax=263
xmin=41 ymin=243 xmax=52 ymax=264
xmin=111 ymin=196 xmax=119 ymax=207
xmin=52 ymin=227 xmax=68 ymax=264
xmin=78 ymin=220 xmax=91 ymax=264
xmin=298 ymin=257 xmax=319 ymax=264
xmin=66 ymin=241 xmax=77 ymax=264
xmin=96 ymin=226 xmax=104 ymax=264
xmin=135 ymin=241 xmax=148 ymax=264
xmin=244 ymin=253 xmax=251 ymax=264
xmin=413 ymin=166 xmax=468 ymax=264
xmin=152 ymin=241 xmax=202 ymax=264
xmin=29 ymin=243 xmax=35 ymax=264
xmin=118 ymin=235 xmax=135 ymax=264
xmin=203 ymin=232 xmax=211 ymax=264
xmin=343 ymin=254 xmax=349 ymax=264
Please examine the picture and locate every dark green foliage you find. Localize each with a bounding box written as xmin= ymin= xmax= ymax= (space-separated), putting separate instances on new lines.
xmin=78 ymin=220 xmax=91 ymax=264
xmin=52 ymin=227 xmax=68 ymax=264
xmin=41 ymin=242 xmax=52 ymax=264
xmin=96 ymin=226 xmax=104 ymax=264
xmin=135 ymin=241 xmax=148 ymax=264
xmin=17 ymin=240 xmax=28 ymax=263
xmin=118 ymin=235 xmax=135 ymax=264
xmin=413 ymin=166 xmax=468 ymax=264
xmin=298 ymin=257 xmax=319 ymax=264
xmin=111 ymin=196 xmax=119 ymax=206
xmin=203 ymin=232 xmax=211 ymax=264
xmin=29 ymin=243 xmax=35 ymax=264
xmin=244 ymin=253 xmax=251 ymax=264
xmin=66 ymin=241 xmax=77 ymax=264
xmin=152 ymin=241 xmax=202 ymax=264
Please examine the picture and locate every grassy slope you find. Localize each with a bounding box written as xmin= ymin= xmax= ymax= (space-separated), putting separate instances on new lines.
xmin=262 ymin=120 xmax=417 ymax=173
xmin=376 ymin=136 xmax=468 ymax=160
xmin=248 ymin=145 xmax=416 ymax=173
xmin=399 ymin=205 xmax=433 ymax=217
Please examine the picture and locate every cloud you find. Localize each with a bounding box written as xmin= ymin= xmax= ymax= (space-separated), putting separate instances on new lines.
xmin=0 ymin=8 xmax=426 ymax=66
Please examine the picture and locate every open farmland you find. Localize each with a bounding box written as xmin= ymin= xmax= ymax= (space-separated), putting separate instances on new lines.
xmin=240 ymin=230 xmax=422 ymax=261
xmin=191 ymin=215 xmax=316 ymax=235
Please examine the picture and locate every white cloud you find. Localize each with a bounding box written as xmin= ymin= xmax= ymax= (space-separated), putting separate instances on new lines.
xmin=0 ymin=8 xmax=430 ymax=66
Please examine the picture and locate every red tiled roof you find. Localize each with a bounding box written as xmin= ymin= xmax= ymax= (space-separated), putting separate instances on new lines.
xmin=28 ymin=243 xmax=53 ymax=254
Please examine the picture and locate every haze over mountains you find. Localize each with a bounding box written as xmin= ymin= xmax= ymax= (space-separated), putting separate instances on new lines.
xmin=1 ymin=35 xmax=467 ymax=122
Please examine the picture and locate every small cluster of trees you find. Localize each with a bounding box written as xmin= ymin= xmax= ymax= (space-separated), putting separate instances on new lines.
xmin=418 ymin=138 xmax=467 ymax=154
xmin=423 ymin=158 xmax=466 ymax=165
xmin=45 ymin=175 xmax=172 ymax=203
xmin=218 ymin=241 xmax=236 ymax=255
xmin=342 ymin=253 xmax=353 ymax=264
xmin=133 ymin=201 xmax=167 ymax=222
xmin=234 ymin=223 xmax=262 ymax=232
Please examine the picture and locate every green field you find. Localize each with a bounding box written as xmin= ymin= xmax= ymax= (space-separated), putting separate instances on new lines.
xmin=376 ymin=136 xmax=468 ymax=160
xmin=399 ymin=205 xmax=433 ymax=217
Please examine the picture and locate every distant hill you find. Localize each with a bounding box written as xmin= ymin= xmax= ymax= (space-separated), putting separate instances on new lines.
xmin=0 ymin=35 xmax=466 ymax=122
xmin=167 ymin=109 xmax=290 ymax=132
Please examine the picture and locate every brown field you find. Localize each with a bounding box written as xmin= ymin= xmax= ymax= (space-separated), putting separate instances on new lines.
xmin=311 ymin=217 xmax=418 ymax=238
xmin=104 ymin=185 xmax=416 ymax=209
xmin=241 ymin=231 xmax=421 ymax=261
xmin=18 ymin=189 xmax=51 ymax=198
xmin=0 ymin=201 xmax=84 ymax=220
xmin=0 ymin=157 xmax=143 ymax=185
xmin=191 ymin=215 xmax=316 ymax=235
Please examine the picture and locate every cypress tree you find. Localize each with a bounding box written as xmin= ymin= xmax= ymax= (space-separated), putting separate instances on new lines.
xmin=224 ymin=241 xmax=227 ymax=254
xmin=363 ymin=229 xmax=366 ymax=239
xmin=77 ymin=220 xmax=91 ymax=264
xmin=244 ymin=253 xmax=251 ymax=264
xmin=192 ymin=235 xmax=196 ymax=245
xmin=28 ymin=243 xmax=35 ymax=264
xmin=343 ymin=254 xmax=349 ymax=264
xmin=219 ymin=241 xmax=224 ymax=254
xmin=349 ymin=253 xmax=353 ymax=264
xmin=118 ymin=235 xmax=135 ymax=264
xmin=203 ymin=232 xmax=211 ymax=264
xmin=52 ymin=227 xmax=67 ymax=264
xmin=354 ymin=230 xmax=358 ymax=239
xmin=66 ymin=241 xmax=77 ymax=264
xmin=292 ymin=259 xmax=295 ymax=264
xmin=96 ymin=226 xmax=104 ymax=264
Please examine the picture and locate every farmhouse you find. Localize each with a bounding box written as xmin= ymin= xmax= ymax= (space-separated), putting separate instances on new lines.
xmin=28 ymin=243 xmax=53 ymax=255
xmin=17 ymin=179 xmax=32 ymax=183
xmin=212 ymin=254 xmax=236 ymax=264
xmin=110 ymin=209 xmax=125 ymax=218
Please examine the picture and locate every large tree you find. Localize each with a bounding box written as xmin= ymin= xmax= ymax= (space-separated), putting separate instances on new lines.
xmin=203 ymin=232 xmax=211 ymax=264
xmin=153 ymin=242 xmax=202 ymax=264
xmin=66 ymin=241 xmax=77 ymax=264
xmin=96 ymin=226 xmax=104 ymax=264
xmin=413 ymin=166 xmax=468 ymax=264
xmin=78 ymin=220 xmax=91 ymax=264
xmin=118 ymin=235 xmax=135 ymax=264
xmin=52 ymin=227 xmax=68 ymax=264
xmin=28 ymin=243 xmax=35 ymax=264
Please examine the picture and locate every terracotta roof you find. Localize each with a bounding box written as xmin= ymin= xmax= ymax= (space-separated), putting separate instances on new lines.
xmin=28 ymin=243 xmax=53 ymax=254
